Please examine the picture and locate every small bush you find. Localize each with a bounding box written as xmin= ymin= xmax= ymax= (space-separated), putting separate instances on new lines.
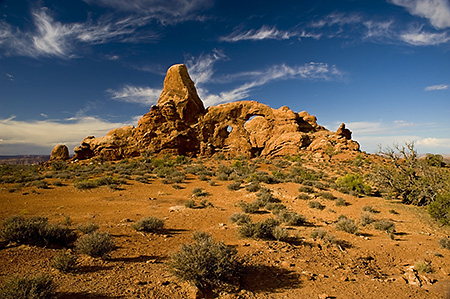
xmin=185 ymin=199 xmax=196 ymax=209
xmin=192 ymin=187 xmax=208 ymax=197
xmin=334 ymin=198 xmax=347 ymax=207
xmin=308 ymin=201 xmax=325 ymax=210
xmin=296 ymin=193 xmax=310 ymax=200
xmin=256 ymin=188 xmax=280 ymax=205
xmin=272 ymin=226 xmax=289 ymax=241
xmin=276 ymin=210 xmax=306 ymax=226
xmin=310 ymin=228 xmax=328 ymax=240
xmin=428 ymin=192 xmax=450 ymax=225
xmin=51 ymin=251 xmax=78 ymax=273
xmin=415 ymin=261 xmax=433 ymax=273
xmin=132 ymin=217 xmax=164 ymax=233
xmin=227 ymin=182 xmax=241 ymax=191
xmin=0 ymin=216 xmax=77 ymax=247
xmin=229 ymin=213 xmax=251 ymax=225
xmin=360 ymin=214 xmax=375 ymax=226
xmin=238 ymin=218 xmax=280 ymax=240
xmin=298 ymin=186 xmax=314 ymax=194
xmin=362 ymin=205 xmax=378 ymax=213
xmin=75 ymin=231 xmax=115 ymax=258
xmin=265 ymin=202 xmax=287 ymax=214
xmin=245 ymin=182 xmax=260 ymax=192
xmin=336 ymin=173 xmax=371 ymax=195
xmin=438 ymin=238 xmax=450 ymax=250
xmin=76 ymin=222 xmax=99 ymax=234
xmin=389 ymin=209 xmax=399 ymax=215
xmin=318 ymin=191 xmax=335 ymax=200
xmin=335 ymin=215 xmax=358 ymax=234
xmin=373 ymin=220 xmax=395 ymax=235
xmin=169 ymin=233 xmax=242 ymax=289
xmin=238 ymin=201 xmax=261 ymax=214
xmin=0 ymin=274 xmax=55 ymax=299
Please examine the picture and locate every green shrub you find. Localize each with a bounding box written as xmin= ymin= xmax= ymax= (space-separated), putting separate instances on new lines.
xmin=334 ymin=198 xmax=347 ymax=207
xmin=0 ymin=216 xmax=77 ymax=247
xmin=229 ymin=213 xmax=251 ymax=225
xmin=245 ymin=181 xmax=260 ymax=192
xmin=298 ymin=186 xmax=314 ymax=194
xmin=169 ymin=233 xmax=242 ymax=289
xmin=308 ymin=201 xmax=325 ymax=210
xmin=335 ymin=215 xmax=358 ymax=234
xmin=317 ymin=191 xmax=335 ymax=200
xmin=264 ymin=202 xmax=287 ymax=214
xmin=227 ymin=181 xmax=241 ymax=191
xmin=296 ymin=193 xmax=310 ymax=200
xmin=276 ymin=210 xmax=306 ymax=226
xmin=415 ymin=261 xmax=433 ymax=273
xmin=428 ymin=192 xmax=450 ymax=225
xmin=0 ymin=274 xmax=55 ymax=299
xmin=238 ymin=201 xmax=261 ymax=214
xmin=438 ymin=238 xmax=450 ymax=250
xmin=132 ymin=217 xmax=165 ymax=233
xmin=238 ymin=218 xmax=280 ymax=240
xmin=51 ymin=251 xmax=78 ymax=273
xmin=192 ymin=187 xmax=209 ymax=197
xmin=76 ymin=222 xmax=99 ymax=234
xmin=336 ymin=173 xmax=371 ymax=195
xmin=75 ymin=231 xmax=115 ymax=258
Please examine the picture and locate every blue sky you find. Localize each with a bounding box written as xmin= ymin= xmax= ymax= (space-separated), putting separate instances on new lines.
xmin=0 ymin=0 xmax=449 ymax=155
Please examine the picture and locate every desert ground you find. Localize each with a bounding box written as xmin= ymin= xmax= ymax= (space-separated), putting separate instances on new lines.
xmin=1 ymin=153 xmax=450 ymax=298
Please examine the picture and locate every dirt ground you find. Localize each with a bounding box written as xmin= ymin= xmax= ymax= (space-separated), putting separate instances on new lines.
xmin=1 ymin=158 xmax=450 ymax=298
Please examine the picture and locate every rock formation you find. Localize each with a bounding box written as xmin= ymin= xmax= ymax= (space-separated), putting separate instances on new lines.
xmin=50 ymin=144 xmax=69 ymax=161
xmin=72 ymin=64 xmax=359 ymax=161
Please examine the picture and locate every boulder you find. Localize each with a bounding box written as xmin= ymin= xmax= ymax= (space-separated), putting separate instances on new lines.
xmin=50 ymin=144 xmax=69 ymax=161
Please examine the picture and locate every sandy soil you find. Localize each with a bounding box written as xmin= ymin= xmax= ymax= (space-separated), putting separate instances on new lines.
xmin=1 ymin=158 xmax=450 ymax=298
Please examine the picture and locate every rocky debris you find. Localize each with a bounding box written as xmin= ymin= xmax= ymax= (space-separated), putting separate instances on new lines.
xmin=50 ymin=144 xmax=69 ymax=161
xmin=404 ymin=266 xmax=421 ymax=286
xmin=69 ymin=64 xmax=360 ymax=161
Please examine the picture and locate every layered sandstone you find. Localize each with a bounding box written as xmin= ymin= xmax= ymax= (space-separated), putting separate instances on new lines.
xmin=72 ymin=64 xmax=359 ymax=161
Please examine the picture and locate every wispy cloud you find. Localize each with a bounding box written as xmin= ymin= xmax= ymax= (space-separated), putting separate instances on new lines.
xmin=0 ymin=7 xmax=158 ymax=58
xmin=107 ymin=85 xmax=162 ymax=105
xmin=5 ymin=73 xmax=14 ymax=81
xmin=390 ymin=0 xmax=450 ymax=29
xmin=417 ymin=137 xmax=450 ymax=148
xmin=0 ymin=115 xmax=135 ymax=155
xmin=400 ymin=28 xmax=450 ymax=45
xmin=83 ymin=0 xmax=212 ymax=24
xmin=425 ymin=84 xmax=449 ymax=91
xmin=219 ymin=25 xmax=320 ymax=42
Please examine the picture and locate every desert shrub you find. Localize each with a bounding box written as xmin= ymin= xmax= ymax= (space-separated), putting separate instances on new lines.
xmin=192 ymin=187 xmax=209 ymax=197
xmin=227 ymin=181 xmax=241 ymax=191
xmin=318 ymin=191 xmax=335 ymax=200
xmin=276 ymin=210 xmax=306 ymax=226
xmin=51 ymin=251 xmax=78 ymax=273
xmin=75 ymin=231 xmax=115 ymax=258
xmin=52 ymin=180 xmax=64 ymax=187
xmin=73 ymin=179 xmax=98 ymax=189
xmin=360 ymin=214 xmax=375 ymax=226
xmin=298 ymin=186 xmax=314 ymax=194
xmin=256 ymin=188 xmax=280 ymax=205
xmin=334 ymin=198 xmax=347 ymax=207
xmin=208 ymin=180 xmax=216 ymax=186
xmin=265 ymin=202 xmax=287 ymax=214
xmin=389 ymin=209 xmax=399 ymax=215
xmin=335 ymin=215 xmax=358 ymax=234
xmin=229 ymin=213 xmax=251 ymax=225
xmin=310 ymin=228 xmax=328 ymax=240
xmin=272 ymin=226 xmax=289 ymax=241
xmin=336 ymin=173 xmax=371 ymax=195
xmin=296 ymin=193 xmax=310 ymax=200
xmin=373 ymin=220 xmax=395 ymax=235
xmin=0 ymin=216 xmax=77 ymax=247
xmin=308 ymin=201 xmax=325 ymax=210
xmin=172 ymin=184 xmax=183 ymax=189
xmin=132 ymin=217 xmax=164 ymax=233
xmin=185 ymin=199 xmax=196 ymax=209
xmin=425 ymin=153 xmax=445 ymax=167
xmin=0 ymin=274 xmax=55 ymax=299
xmin=238 ymin=218 xmax=280 ymax=240
xmin=169 ymin=232 xmax=242 ymax=289
xmin=438 ymin=238 xmax=450 ymax=250
xmin=370 ymin=143 xmax=450 ymax=206
xmin=415 ymin=261 xmax=433 ymax=273
xmin=362 ymin=205 xmax=378 ymax=213
xmin=238 ymin=201 xmax=261 ymax=214
xmin=428 ymin=192 xmax=450 ymax=225
xmin=76 ymin=222 xmax=99 ymax=234
xmin=245 ymin=181 xmax=260 ymax=192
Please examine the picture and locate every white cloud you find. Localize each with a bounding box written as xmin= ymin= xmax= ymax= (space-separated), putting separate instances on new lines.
xmin=425 ymin=84 xmax=449 ymax=90
xmin=82 ymin=0 xmax=212 ymax=24
xmin=390 ymin=0 xmax=450 ymax=29
xmin=185 ymin=49 xmax=228 ymax=85
xmin=417 ymin=137 xmax=450 ymax=147
xmin=107 ymin=85 xmax=162 ymax=105
xmin=220 ymin=25 xmax=320 ymax=42
xmin=400 ymin=29 xmax=450 ymax=45
xmin=0 ymin=116 xmax=136 ymax=155
xmin=0 ymin=7 xmax=158 ymax=58
xmin=5 ymin=73 xmax=14 ymax=81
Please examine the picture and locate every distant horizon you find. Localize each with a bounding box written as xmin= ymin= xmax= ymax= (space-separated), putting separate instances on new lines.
xmin=1 ymin=0 xmax=449 ymax=156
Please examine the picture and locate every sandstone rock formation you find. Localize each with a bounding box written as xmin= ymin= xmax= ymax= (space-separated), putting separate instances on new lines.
xmin=50 ymin=144 xmax=69 ymax=161
xmin=72 ymin=64 xmax=359 ymax=161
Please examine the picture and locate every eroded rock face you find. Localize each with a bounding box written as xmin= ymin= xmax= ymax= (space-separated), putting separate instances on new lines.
xmin=50 ymin=144 xmax=69 ymax=161
xmin=69 ymin=64 xmax=359 ymax=161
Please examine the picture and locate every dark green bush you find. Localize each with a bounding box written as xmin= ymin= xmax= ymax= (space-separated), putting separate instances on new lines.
xmin=0 ymin=274 xmax=55 ymax=299
xmin=169 ymin=233 xmax=242 ymax=289
xmin=132 ymin=217 xmax=165 ymax=233
xmin=51 ymin=251 xmax=78 ymax=273
xmin=0 ymin=216 xmax=77 ymax=247
xmin=75 ymin=231 xmax=115 ymax=258
xmin=428 ymin=192 xmax=450 ymax=225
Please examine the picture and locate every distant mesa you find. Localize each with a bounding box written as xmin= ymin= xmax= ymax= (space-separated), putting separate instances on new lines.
xmin=68 ymin=64 xmax=359 ymax=161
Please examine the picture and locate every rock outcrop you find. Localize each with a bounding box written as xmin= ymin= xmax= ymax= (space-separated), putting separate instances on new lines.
xmin=50 ymin=144 xmax=69 ymax=161
xmin=71 ymin=64 xmax=359 ymax=161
